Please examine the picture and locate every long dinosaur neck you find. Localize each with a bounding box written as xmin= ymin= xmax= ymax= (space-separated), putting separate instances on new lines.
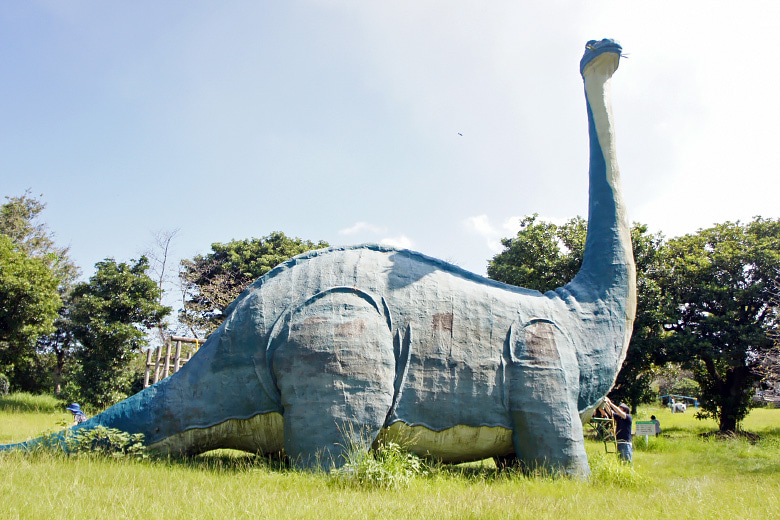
xmin=569 ymin=47 xmax=636 ymax=392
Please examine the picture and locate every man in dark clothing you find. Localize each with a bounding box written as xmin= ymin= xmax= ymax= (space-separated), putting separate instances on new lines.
xmin=604 ymin=397 xmax=632 ymax=463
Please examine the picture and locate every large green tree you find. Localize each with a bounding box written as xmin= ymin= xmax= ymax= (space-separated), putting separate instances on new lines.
xmin=0 ymin=235 xmax=62 ymax=387
xmin=1 ymin=191 xmax=80 ymax=392
xmin=487 ymin=215 xmax=586 ymax=290
xmin=180 ymin=232 xmax=328 ymax=338
xmin=69 ymin=257 xmax=170 ymax=408
xmin=661 ymin=217 xmax=780 ymax=432
xmin=487 ymin=214 xmax=667 ymax=412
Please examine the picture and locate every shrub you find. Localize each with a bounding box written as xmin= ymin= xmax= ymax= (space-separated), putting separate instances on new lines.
xmin=332 ymin=440 xmax=427 ymax=489
xmin=35 ymin=426 xmax=147 ymax=459
xmin=67 ymin=426 xmax=147 ymax=458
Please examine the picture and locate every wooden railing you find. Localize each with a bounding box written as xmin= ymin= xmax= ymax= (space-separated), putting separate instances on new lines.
xmin=143 ymin=336 xmax=206 ymax=388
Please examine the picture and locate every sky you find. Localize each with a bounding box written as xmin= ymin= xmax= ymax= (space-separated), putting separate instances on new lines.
xmin=3 ymin=1 xmax=780 ymax=304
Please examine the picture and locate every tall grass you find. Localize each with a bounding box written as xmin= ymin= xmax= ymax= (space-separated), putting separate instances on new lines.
xmin=0 ymin=392 xmax=64 ymax=413
xmin=2 ymin=397 xmax=779 ymax=519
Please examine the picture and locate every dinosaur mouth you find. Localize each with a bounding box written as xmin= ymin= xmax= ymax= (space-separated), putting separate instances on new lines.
xmin=580 ymin=39 xmax=622 ymax=75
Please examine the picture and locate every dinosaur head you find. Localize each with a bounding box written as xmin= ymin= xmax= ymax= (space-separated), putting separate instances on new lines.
xmin=580 ymin=38 xmax=622 ymax=77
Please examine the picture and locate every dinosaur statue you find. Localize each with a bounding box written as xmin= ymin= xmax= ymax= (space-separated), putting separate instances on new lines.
xmin=1 ymin=39 xmax=634 ymax=477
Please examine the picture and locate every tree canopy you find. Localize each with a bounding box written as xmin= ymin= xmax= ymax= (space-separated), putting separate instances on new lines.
xmin=661 ymin=217 xmax=780 ymax=431
xmin=487 ymin=215 xmax=586 ymax=291
xmin=69 ymin=257 xmax=170 ymax=408
xmin=0 ymin=235 xmax=62 ymax=383
xmin=180 ymin=232 xmax=328 ymax=338
xmin=0 ymin=191 xmax=79 ymax=287
xmin=0 ymin=191 xmax=84 ymax=393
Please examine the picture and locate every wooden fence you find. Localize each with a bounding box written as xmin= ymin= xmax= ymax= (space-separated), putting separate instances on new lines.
xmin=143 ymin=336 xmax=206 ymax=388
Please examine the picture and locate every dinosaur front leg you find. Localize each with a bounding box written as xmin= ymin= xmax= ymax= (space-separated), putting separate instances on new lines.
xmin=508 ymin=321 xmax=589 ymax=476
xmin=271 ymin=289 xmax=395 ymax=470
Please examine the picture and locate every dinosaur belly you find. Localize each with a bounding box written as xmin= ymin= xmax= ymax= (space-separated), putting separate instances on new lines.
xmin=147 ymin=412 xmax=512 ymax=464
xmin=148 ymin=412 xmax=284 ymax=456
xmin=380 ymin=422 xmax=513 ymax=462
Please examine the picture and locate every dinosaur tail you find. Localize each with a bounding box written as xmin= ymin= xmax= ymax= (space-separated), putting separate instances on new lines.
xmin=1 ymin=325 xmax=281 ymax=455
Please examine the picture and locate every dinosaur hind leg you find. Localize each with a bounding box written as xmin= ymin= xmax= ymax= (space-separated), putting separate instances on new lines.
xmin=272 ymin=290 xmax=395 ymax=470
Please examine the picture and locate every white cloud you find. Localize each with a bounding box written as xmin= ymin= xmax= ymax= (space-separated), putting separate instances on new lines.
xmin=463 ymin=214 xmax=524 ymax=253
xmin=380 ymin=234 xmax=414 ymax=249
xmin=500 ymin=216 xmax=525 ymax=237
xmin=338 ymin=221 xmax=387 ymax=235
xmin=337 ymin=221 xmax=413 ymax=250
xmin=464 ymin=215 xmax=495 ymax=237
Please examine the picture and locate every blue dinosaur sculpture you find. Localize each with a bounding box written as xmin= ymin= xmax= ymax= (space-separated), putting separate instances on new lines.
xmin=1 ymin=39 xmax=634 ymax=477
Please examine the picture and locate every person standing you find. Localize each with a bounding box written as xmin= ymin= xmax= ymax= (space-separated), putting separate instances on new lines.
xmin=66 ymin=403 xmax=88 ymax=426
xmin=604 ymin=397 xmax=632 ymax=463
xmin=650 ymin=415 xmax=661 ymax=436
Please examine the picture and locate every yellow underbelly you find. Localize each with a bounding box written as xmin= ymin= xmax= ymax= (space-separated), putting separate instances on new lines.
xmin=150 ymin=413 xmax=515 ymax=463
xmin=149 ymin=412 xmax=284 ymax=455
xmin=379 ymin=422 xmax=514 ymax=462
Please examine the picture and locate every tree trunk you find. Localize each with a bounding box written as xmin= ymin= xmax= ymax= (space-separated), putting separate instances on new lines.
xmin=53 ymin=348 xmax=65 ymax=395
xmin=718 ymin=365 xmax=751 ymax=432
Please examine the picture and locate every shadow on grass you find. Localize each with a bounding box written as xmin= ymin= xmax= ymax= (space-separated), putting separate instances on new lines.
xmin=433 ymin=462 xmax=507 ymax=481
xmin=157 ymin=450 xmax=291 ymax=474
xmin=744 ymin=462 xmax=780 ymax=476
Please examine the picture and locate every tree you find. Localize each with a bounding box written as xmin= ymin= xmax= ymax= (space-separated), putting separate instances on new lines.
xmin=141 ymin=228 xmax=181 ymax=344
xmin=180 ymin=232 xmax=328 ymax=338
xmin=0 ymin=235 xmax=62 ymax=387
xmin=0 ymin=190 xmax=79 ymax=287
xmin=69 ymin=257 xmax=170 ymax=408
xmin=487 ymin=214 xmax=667 ymax=412
xmin=1 ymin=191 xmax=80 ymax=392
xmin=487 ymin=215 xmax=586 ymax=290
xmin=661 ymin=218 xmax=780 ymax=432
xmin=36 ymin=295 xmax=79 ymax=395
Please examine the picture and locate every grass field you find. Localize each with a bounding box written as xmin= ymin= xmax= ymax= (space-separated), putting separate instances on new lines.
xmin=1 ymin=394 xmax=778 ymax=519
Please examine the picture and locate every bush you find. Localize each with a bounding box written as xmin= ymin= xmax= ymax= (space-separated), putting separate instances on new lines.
xmin=332 ymin=440 xmax=427 ymax=489
xmin=36 ymin=426 xmax=147 ymax=459
xmin=67 ymin=426 xmax=146 ymax=458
